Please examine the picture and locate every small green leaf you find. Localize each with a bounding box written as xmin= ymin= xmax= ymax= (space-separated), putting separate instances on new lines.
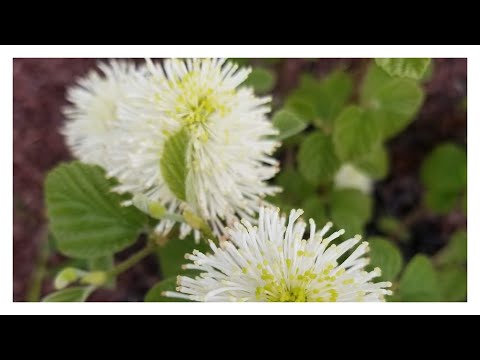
xmin=145 ymin=277 xmax=189 ymax=302
xmin=289 ymin=71 xmax=353 ymax=128
xmin=158 ymin=235 xmax=210 ymax=279
xmin=436 ymin=230 xmax=467 ymax=267
xmin=160 ymin=128 xmax=190 ymax=201
xmin=438 ymin=267 xmax=467 ymax=302
xmin=398 ymin=255 xmax=441 ymax=301
xmin=45 ymin=162 xmax=147 ymax=259
xmin=272 ymin=109 xmax=307 ymax=140
xmin=361 ymin=64 xmax=424 ymax=139
xmin=43 ymin=287 xmax=94 ymax=302
xmin=243 ymin=67 xmax=276 ymax=94
xmin=421 ymin=143 xmax=467 ymax=194
xmin=367 ymin=237 xmax=403 ymax=281
xmin=313 ymin=70 xmax=353 ymax=127
xmin=275 ymin=168 xmax=316 ymax=207
xmin=329 ymin=189 xmax=373 ymax=238
xmin=301 ymin=197 xmax=327 ymax=226
xmin=298 ymin=131 xmax=340 ymax=186
xmin=353 ymin=145 xmax=389 ymax=180
xmin=377 ymin=216 xmax=410 ymax=242
xmin=375 ymin=58 xmax=431 ymax=80
xmin=421 ymin=143 xmax=467 ymax=214
xmin=424 ymin=190 xmax=459 ymax=214
xmin=333 ymin=106 xmax=382 ymax=162
xmin=284 ymin=97 xmax=315 ymax=123
xmin=330 ymin=189 xmax=373 ymax=225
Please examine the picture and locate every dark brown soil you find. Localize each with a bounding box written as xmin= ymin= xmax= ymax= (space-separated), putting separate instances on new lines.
xmin=13 ymin=58 xmax=467 ymax=301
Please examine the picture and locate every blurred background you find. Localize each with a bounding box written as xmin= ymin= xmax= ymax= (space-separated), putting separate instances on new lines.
xmin=13 ymin=58 xmax=467 ymax=301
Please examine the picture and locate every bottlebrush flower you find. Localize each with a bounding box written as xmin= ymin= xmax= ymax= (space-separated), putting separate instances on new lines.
xmin=165 ymin=207 xmax=392 ymax=302
xmin=107 ymin=58 xmax=280 ymax=238
xmin=63 ymin=60 xmax=143 ymax=167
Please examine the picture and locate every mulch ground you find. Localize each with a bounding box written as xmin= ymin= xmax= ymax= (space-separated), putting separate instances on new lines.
xmin=13 ymin=58 xmax=467 ymax=301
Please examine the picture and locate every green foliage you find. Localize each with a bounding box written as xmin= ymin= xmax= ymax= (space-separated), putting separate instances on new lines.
xmin=398 ymin=255 xmax=441 ymax=301
xmin=43 ymin=287 xmax=94 ymax=302
xmin=244 ymin=67 xmax=276 ymax=94
xmin=421 ymin=143 xmax=467 ymax=214
xmin=353 ymin=145 xmax=389 ymax=180
xmin=145 ymin=276 xmax=195 ymax=302
xmin=333 ymin=106 xmax=382 ymax=162
xmin=272 ymin=109 xmax=307 ymax=140
xmin=161 ymin=128 xmax=190 ymax=201
xmin=436 ymin=230 xmax=467 ymax=267
xmin=377 ymin=216 xmax=410 ymax=242
xmin=375 ymin=58 xmax=431 ymax=80
xmin=330 ymin=189 xmax=373 ymax=237
xmin=275 ymin=168 xmax=316 ymax=207
xmin=438 ymin=267 xmax=467 ymax=302
xmin=361 ymin=64 xmax=424 ymax=139
xmin=298 ymin=131 xmax=340 ymax=186
xmin=284 ymin=98 xmax=315 ymax=124
xmin=157 ymin=236 xmax=210 ymax=279
xmin=45 ymin=162 xmax=147 ymax=259
xmin=367 ymin=237 xmax=403 ymax=281
xmin=287 ymin=71 xmax=353 ymax=127
xmin=301 ymin=197 xmax=327 ymax=226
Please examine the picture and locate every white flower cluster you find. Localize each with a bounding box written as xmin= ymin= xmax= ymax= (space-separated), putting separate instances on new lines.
xmin=63 ymin=59 xmax=280 ymax=238
xmin=165 ymin=207 xmax=392 ymax=302
xmin=63 ymin=59 xmax=393 ymax=302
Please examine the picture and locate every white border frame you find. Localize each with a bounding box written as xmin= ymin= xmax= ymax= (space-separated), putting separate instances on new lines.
xmin=3 ymin=45 xmax=478 ymax=315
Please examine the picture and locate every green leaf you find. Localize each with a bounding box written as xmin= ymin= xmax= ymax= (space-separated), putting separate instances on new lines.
xmin=436 ymin=230 xmax=467 ymax=267
xmin=377 ymin=216 xmax=410 ymax=242
xmin=45 ymin=162 xmax=147 ymax=259
xmin=462 ymin=193 xmax=467 ymax=215
xmin=330 ymin=189 xmax=373 ymax=225
xmin=275 ymin=168 xmax=316 ymax=207
xmin=43 ymin=287 xmax=94 ymax=302
xmin=272 ymin=109 xmax=307 ymax=140
xmin=157 ymin=236 xmax=210 ymax=279
xmin=313 ymin=70 xmax=353 ymax=127
xmin=353 ymin=145 xmax=389 ymax=180
xmin=243 ymin=67 xmax=276 ymax=94
xmin=289 ymin=71 xmax=353 ymax=128
xmin=375 ymin=58 xmax=431 ymax=80
xmin=333 ymin=105 xmax=382 ymax=162
xmin=160 ymin=128 xmax=190 ymax=201
xmin=398 ymin=255 xmax=441 ymax=301
xmin=298 ymin=131 xmax=340 ymax=186
xmin=421 ymin=143 xmax=467 ymax=214
xmin=284 ymin=97 xmax=315 ymax=124
xmin=424 ymin=190 xmax=459 ymax=214
xmin=438 ymin=267 xmax=467 ymax=302
xmin=329 ymin=189 xmax=373 ymax=238
xmin=421 ymin=143 xmax=467 ymax=194
xmin=301 ymin=197 xmax=327 ymax=226
xmin=145 ymin=277 xmax=189 ymax=302
xmin=361 ymin=64 xmax=424 ymax=139
xmin=367 ymin=237 xmax=403 ymax=281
